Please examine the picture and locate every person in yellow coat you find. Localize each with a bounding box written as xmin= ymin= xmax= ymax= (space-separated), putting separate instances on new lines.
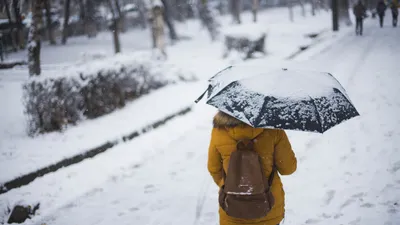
xmin=207 ymin=111 xmax=297 ymax=225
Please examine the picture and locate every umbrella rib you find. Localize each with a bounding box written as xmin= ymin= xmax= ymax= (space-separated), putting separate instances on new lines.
xmin=308 ymin=95 xmax=324 ymax=133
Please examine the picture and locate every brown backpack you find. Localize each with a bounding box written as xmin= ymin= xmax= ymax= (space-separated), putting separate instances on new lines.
xmin=218 ymin=138 xmax=276 ymax=219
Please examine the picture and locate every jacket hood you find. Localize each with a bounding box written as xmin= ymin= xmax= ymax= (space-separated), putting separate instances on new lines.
xmin=213 ymin=111 xmax=264 ymax=140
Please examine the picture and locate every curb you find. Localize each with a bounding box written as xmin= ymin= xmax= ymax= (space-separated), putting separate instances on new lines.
xmin=0 ymin=107 xmax=192 ymax=195
xmin=285 ymin=29 xmax=330 ymax=60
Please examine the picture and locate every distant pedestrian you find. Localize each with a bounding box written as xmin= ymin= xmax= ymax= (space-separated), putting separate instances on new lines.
xmin=391 ymin=3 xmax=399 ymax=27
xmin=377 ymin=0 xmax=387 ymax=27
xmin=353 ymin=0 xmax=367 ymax=35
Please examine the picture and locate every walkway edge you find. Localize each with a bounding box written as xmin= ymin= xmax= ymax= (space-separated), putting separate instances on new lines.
xmin=0 ymin=106 xmax=192 ymax=195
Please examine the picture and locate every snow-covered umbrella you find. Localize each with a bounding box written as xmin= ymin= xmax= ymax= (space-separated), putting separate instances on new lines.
xmin=195 ymin=66 xmax=360 ymax=133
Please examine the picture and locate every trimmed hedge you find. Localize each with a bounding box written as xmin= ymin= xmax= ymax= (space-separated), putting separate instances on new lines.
xmin=23 ymin=52 xmax=196 ymax=135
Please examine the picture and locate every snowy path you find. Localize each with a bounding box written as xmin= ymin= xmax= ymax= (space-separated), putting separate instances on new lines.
xmin=11 ymin=21 xmax=400 ymax=225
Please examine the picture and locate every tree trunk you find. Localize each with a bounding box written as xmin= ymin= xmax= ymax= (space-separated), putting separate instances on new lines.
xmin=85 ymin=0 xmax=98 ymax=37
xmin=161 ymin=0 xmax=178 ymax=41
xmin=231 ymin=0 xmax=241 ymax=24
xmin=288 ymin=0 xmax=294 ymax=22
xmin=252 ymin=0 xmax=259 ymax=22
xmin=3 ymin=0 xmax=18 ymax=51
xmin=339 ymin=0 xmax=352 ymax=25
xmin=12 ymin=0 xmax=25 ymax=48
xmin=3 ymin=0 xmax=12 ymax=22
xmin=311 ymin=0 xmax=316 ymax=16
xmin=114 ymin=0 xmax=126 ymax=32
xmin=152 ymin=6 xmax=166 ymax=56
xmin=62 ymin=0 xmax=71 ymax=44
xmin=107 ymin=0 xmax=121 ymax=53
xmin=44 ymin=0 xmax=56 ymax=44
xmin=77 ymin=0 xmax=86 ymax=35
xmin=199 ymin=0 xmax=220 ymax=41
xmin=28 ymin=0 xmax=43 ymax=76
xmin=136 ymin=0 xmax=147 ymax=29
xmin=299 ymin=0 xmax=306 ymax=17
xmin=332 ymin=0 xmax=339 ymax=31
xmin=78 ymin=0 xmax=85 ymax=21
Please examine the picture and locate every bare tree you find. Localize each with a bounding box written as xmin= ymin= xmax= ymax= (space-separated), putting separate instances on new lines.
xmin=44 ymin=0 xmax=56 ymax=44
xmin=28 ymin=0 xmax=44 ymax=76
xmin=198 ymin=0 xmax=220 ymax=41
xmin=252 ymin=0 xmax=259 ymax=22
xmin=114 ymin=0 xmax=127 ymax=32
xmin=230 ymin=0 xmax=241 ymax=24
xmin=161 ymin=0 xmax=178 ymax=41
xmin=151 ymin=4 xmax=166 ymax=56
xmin=2 ymin=0 xmax=17 ymax=51
xmin=107 ymin=0 xmax=121 ymax=53
xmin=311 ymin=0 xmax=316 ymax=16
xmin=62 ymin=0 xmax=71 ymax=44
xmin=3 ymin=0 xmax=12 ymax=22
xmin=136 ymin=0 xmax=147 ymax=29
xmin=299 ymin=0 xmax=306 ymax=17
xmin=12 ymin=0 xmax=25 ymax=48
xmin=332 ymin=0 xmax=339 ymax=31
xmin=85 ymin=0 xmax=98 ymax=37
xmin=339 ymin=0 xmax=352 ymax=25
xmin=287 ymin=0 xmax=294 ymax=22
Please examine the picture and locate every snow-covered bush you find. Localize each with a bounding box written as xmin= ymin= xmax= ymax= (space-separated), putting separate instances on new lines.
xmin=23 ymin=51 xmax=196 ymax=135
xmin=222 ymin=24 xmax=267 ymax=59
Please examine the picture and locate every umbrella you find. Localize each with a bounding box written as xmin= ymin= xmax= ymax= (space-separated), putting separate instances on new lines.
xmin=195 ymin=66 xmax=360 ymax=133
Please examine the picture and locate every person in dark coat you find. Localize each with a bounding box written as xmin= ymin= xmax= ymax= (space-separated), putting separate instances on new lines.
xmin=391 ymin=3 xmax=399 ymax=27
xmin=377 ymin=0 xmax=387 ymax=27
xmin=353 ymin=0 xmax=367 ymax=35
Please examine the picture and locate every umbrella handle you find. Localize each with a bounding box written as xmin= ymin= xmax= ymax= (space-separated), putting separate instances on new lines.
xmin=194 ymin=85 xmax=211 ymax=103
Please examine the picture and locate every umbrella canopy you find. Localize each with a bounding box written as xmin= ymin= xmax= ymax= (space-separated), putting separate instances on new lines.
xmin=196 ymin=66 xmax=360 ymax=133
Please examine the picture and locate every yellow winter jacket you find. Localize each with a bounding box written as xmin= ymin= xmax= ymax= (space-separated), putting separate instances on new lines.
xmin=208 ymin=111 xmax=297 ymax=225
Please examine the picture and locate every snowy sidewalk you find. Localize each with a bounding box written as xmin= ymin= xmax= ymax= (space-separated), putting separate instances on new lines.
xmin=0 ymin=6 xmax=339 ymax=224
xmin=11 ymin=20 xmax=400 ymax=225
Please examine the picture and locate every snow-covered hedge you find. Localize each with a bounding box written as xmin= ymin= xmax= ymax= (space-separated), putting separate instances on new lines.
xmin=23 ymin=51 xmax=196 ymax=135
xmin=222 ymin=23 xmax=267 ymax=59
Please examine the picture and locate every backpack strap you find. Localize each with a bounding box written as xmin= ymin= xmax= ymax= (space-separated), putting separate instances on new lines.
xmin=267 ymin=166 xmax=276 ymax=191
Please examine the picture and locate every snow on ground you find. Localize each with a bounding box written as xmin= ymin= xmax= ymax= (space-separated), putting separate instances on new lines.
xmin=0 ymin=82 xmax=204 ymax=184
xmin=0 ymin=6 xmax=331 ymax=184
xmin=4 ymin=5 xmax=395 ymax=225
xmin=1 ymin=18 xmax=398 ymax=225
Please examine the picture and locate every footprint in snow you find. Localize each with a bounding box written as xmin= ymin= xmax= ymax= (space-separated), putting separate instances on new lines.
xmin=384 ymin=131 xmax=394 ymax=138
xmin=360 ymin=203 xmax=375 ymax=208
xmin=390 ymin=161 xmax=400 ymax=173
xmin=85 ymin=187 xmax=103 ymax=197
xmin=351 ymin=192 xmax=365 ymax=198
xmin=333 ymin=213 xmax=343 ymax=219
xmin=129 ymin=207 xmax=139 ymax=212
xmin=324 ymin=190 xmax=335 ymax=205
xmin=144 ymin=184 xmax=158 ymax=194
xmin=305 ymin=218 xmax=321 ymax=224
xmin=320 ymin=213 xmax=331 ymax=219
xmin=340 ymin=198 xmax=356 ymax=209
